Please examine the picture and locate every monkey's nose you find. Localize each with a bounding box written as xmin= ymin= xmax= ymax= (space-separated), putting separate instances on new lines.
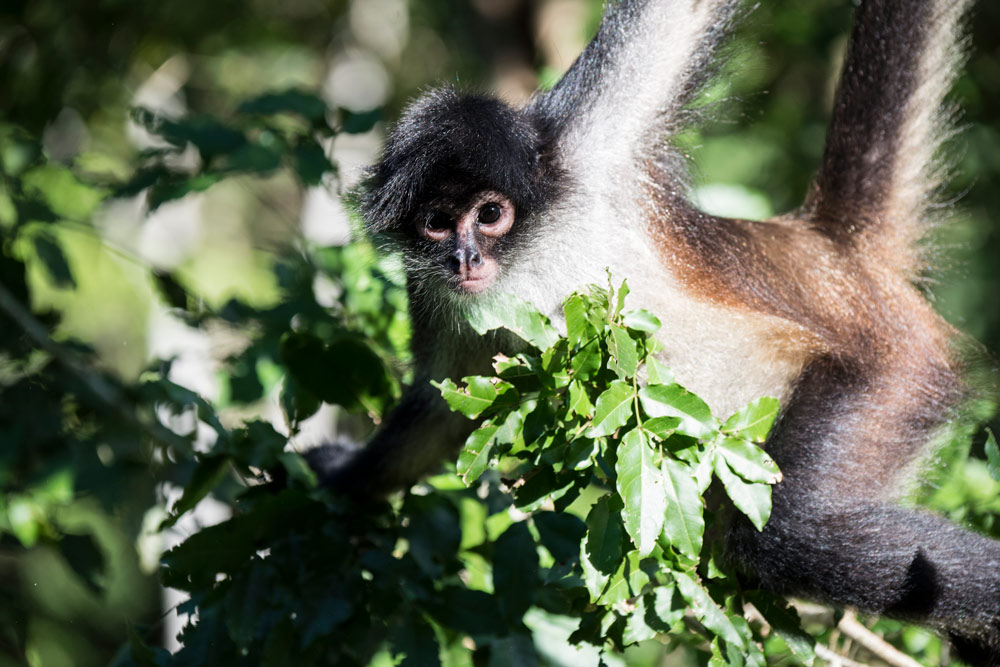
xmin=448 ymin=246 xmax=483 ymax=273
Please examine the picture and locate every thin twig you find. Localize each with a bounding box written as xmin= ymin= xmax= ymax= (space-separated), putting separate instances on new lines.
xmin=816 ymin=643 xmax=870 ymax=667
xmin=0 ymin=281 xmax=191 ymax=452
xmin=837 ymin=610 xmax=923 ymax=667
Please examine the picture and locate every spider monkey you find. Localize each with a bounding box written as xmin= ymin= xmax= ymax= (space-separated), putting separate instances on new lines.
xmin=307 ymin=0 xmax=1000 ymax=661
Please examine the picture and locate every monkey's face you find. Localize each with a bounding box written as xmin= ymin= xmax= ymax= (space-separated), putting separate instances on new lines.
xmin=416 ymin=190 xmax=514 ymax=294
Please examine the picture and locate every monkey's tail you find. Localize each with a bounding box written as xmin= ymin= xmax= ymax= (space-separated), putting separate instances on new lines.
xmin=803 ymin=0 xmax=972 ymax=276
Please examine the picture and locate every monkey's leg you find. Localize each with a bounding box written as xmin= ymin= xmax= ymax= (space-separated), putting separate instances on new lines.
xmin=727 ymin=359 xmax=1000 ymax=665
xmin=306 ymin=381 xmax=475 ymax=497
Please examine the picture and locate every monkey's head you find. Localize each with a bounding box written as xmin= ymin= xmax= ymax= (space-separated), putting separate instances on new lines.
xmin=361 ymin=89 xmax=557 ymax=296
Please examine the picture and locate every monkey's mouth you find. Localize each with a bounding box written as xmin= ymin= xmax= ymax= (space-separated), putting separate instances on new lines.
xmin=456 ymin=275 xmax=494 ymax=294
xmin=450 ymin=267 xmax=498 ymax=294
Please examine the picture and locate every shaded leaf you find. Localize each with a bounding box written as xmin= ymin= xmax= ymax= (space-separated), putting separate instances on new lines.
xmin=59 ymin=533 xmax=106 ymax=595
xmin=673 ymin=571 xmax=743 ymax=646
xmin=33 ymin=233 xmax=75 ymax=288
xmin=533 ymin=511 xmax=586 ymax=563
xmin=457 ymin=424 xmax=499 ymax=485
xmin=494 ymin=521 xmax=539 ymax=622
xmin=746 ymin=591 xmax=816 ymax=665
xmin=166 ymin=455 xmax=230 ymax=525
xmin=238 ymin=89 xmax=328 ymax=122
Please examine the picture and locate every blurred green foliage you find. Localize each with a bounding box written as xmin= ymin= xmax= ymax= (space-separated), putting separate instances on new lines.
xmin=0 ymin=0 xmax=997 ymax=666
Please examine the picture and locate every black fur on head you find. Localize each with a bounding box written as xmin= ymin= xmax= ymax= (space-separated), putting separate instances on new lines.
xmin=361 ymin=88 xmax=556 ymax=234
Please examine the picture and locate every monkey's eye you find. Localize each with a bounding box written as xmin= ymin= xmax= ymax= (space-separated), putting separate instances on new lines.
xmin=426 ymin=211 xmax=452 ymax=232
xmin=478 ymin=202 xmax=502 ymax=224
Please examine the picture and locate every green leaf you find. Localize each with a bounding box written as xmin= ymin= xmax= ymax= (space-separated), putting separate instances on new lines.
xmin=570 ymin=336 xmax=602 ymax=380
xmin=723 ymin=397 xmax=780 ymax=442
xmin=587 ymin=380 xmax=635 ymax=438
xmin=22 ymin=164 xmax=105 ymax=219
xmin=567 ymin=379 xmax=594 ymax=418
xmin=986 ymin=430 xmax=1000 ymax=482
xmin=433 ymin=376 xmax=504 ymax=419
xmin=59 ymin=533 xmax=106 ymax=595
xmin=423 ymin=587 xmax=503 ymax=636
xmin=390 ymin=616 xmax=443 ymax=667
xmin=598 ymin=550 xmax=651 ymax=606
xmin=623 ymin=594 xmax=658 ymax=644
xmin=457 ymin=424 xmax=499 ymax=485
xmin=716 ymin=437 xmax=781 ymax=484
xmin=533 ymin=512 xmax=586 ymax=563
xmin=341 ymin=108 xmax=382 ymax=134
xmin=292 ymin=139 xmax=334 ymax=185
xmin=659 ymin=458 xmax=704 ymax=558
xmin=608 ymin=324 xmax=639 ymax=378
xmin=281 ymin=331 xmax=392 ymax=413
xmin=581 ymin=495 xmax=626 ymax=599
xmin=167 ymin=455 xmax=230 ymax=524
xmin=466 ymin=299 xmax=559 ymax=350
xmin=714 ymin=456 xmax=772 ymax=531
xmin=638 ymin=383 xmax=716 ymax=439
xmin=673 ymin=571 xmax=743 ymax=646
xmin=488 ymin=632 xmax=538 ymax=667
xmin=745 ymin=591 xmax=816 ymax=665
xmin=238 ymin=89 xmax=328 ymax=122
xmin=563 ymin=294 xmax=589 ymax=347
xmin=32 ymin=233 xmax=75 ymax=288
xmin=644 ymin=416 xmax=681 ymax=440
xmin=615 ymin=429 xmax=666 ymax=557
xmin=622 ymin=309 xmax=661 ymax=333
xmin=613 ymin=278 xmax=630 ymax=319
xmin=646 ymin=356 xmax=674 ymax=384
xmin=230 ymin=420 xmax=286 ymax=468
xmin=494 ymin=521 xmax=539 ymax=622
xmin=644 ymin=585 xmax=684 ymax=631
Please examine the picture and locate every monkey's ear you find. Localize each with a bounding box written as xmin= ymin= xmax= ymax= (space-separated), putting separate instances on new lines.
xmin=530 ymin=0 xmax=740 ymax=180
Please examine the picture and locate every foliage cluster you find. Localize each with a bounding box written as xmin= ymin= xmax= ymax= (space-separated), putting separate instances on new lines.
xmin=1 ymin=79 xmax=998 ymax=667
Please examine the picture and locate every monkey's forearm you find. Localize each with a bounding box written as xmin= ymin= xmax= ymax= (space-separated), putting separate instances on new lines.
xmin=314 ymin=385 xmax=475 ymax=497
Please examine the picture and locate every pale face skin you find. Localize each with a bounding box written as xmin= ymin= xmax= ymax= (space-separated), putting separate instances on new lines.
xmin=416 ymin=190 xmax=515 ymax=294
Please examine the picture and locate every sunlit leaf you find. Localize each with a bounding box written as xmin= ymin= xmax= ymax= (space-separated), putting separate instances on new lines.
xmin=639 ymin=383 xmax=715 ymax=439
xmin=457 ymin=424 xmax=499 ymax=485
xmin=608 ymin=324 xmax=638 ymax=378
xmin=622 ymin=309 xmax=661 ymax=333
xmin=659 ymin=458 xmax=704 ymax=558
xmin=986 ymin=430 xmax=1000 ymax=482
xmin=714 ymin=456 xmax=772 ymax=531
xmin=723 ymin=397 xmax=780 ymax=442
xmin=615 ymin=429 xmax=665 ymax=557
xmin=587 ymin=380 xmax=634 ymax=438
xmin=717 ymin=437 xmax=781 ymax=484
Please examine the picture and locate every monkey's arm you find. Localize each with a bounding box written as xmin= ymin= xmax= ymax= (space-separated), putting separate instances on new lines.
xmin=530 ymin=0 xmax=740 ymax=177
xmin=308 ymin=379 xmax=475 ymax=497
xmin=806 ymin=0 xmax=970 ymax=261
